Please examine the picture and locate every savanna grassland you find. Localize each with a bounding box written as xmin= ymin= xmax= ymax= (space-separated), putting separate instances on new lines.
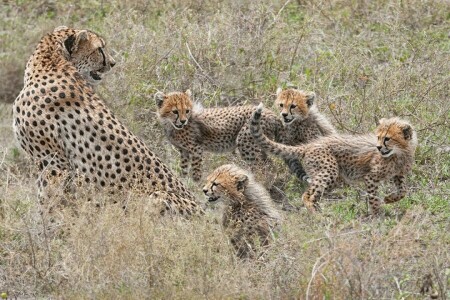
xmin=0 ymin=0 xmax=449 ymax=299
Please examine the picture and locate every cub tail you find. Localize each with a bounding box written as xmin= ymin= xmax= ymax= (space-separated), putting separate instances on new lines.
xmin=250 ymin=103 xmax=305 ymax=160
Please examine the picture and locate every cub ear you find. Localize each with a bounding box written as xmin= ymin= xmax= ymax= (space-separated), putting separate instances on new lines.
xmin=64 ymin=30 xmax=88 ymax=55
xmin=376 ymin=118 xmax=387 ymax=126
xmin=236 ymin=174 xmax=249 ymax=192
xmin=154 ymin=92 xmax=166 ymax=108
xmin=402 ymin=124 xmax=413 ymax=140
xmin=54 ymin=25 xmax=68 ymax=32
xmin=306 ymin=92 xmax=315 ymax=107
xmin=185 ymin=89 xmax=192 ymax=97
xmin=276 ymin=87 xmax=282 ymax=96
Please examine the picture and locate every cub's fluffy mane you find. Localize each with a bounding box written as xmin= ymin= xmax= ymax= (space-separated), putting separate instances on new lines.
xmin=307 ymin=105 xmax=337 ymax=137
xmin=220 ymin=164 xmax=280 ymax=221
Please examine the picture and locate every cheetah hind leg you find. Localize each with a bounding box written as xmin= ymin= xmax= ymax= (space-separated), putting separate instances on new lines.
xmin=302 ymin=171 xmax=339 ymax=212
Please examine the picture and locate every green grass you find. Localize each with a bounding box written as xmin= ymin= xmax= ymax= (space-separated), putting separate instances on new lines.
xmin=1 ymin=0 xmax=449 ymax=299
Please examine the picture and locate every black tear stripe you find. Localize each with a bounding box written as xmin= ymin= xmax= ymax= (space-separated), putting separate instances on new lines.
xmin=64 ymin=35 xmax=76 ymax=56
xmin=99 ymin=48 xmax=106 ymax=67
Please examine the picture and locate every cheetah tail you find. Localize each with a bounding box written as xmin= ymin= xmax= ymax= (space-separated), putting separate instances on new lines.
xmin=250 ymin=103 xmax=305 ymax=160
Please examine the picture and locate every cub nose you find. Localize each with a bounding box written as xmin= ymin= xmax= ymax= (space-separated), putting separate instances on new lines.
xmin=180 ymin=120 xmax=187 ymax=124
xmin=376 ymin=146 xmax=382 ymax=151
xmin=110 ymin=61 xmax=116 ymax=68
xmin=281 ymin=112 xmax=288 ymax=117
xmin=202 ymin=188 xmax=208 ymax=195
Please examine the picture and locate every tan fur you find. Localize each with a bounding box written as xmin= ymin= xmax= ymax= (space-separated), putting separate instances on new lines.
xmin=251 ymin=104 xmax=417 ymax=214
xmin=203 ymin=164 xmax=280 ymax=258
xmin=273 ymin=88 xmax=337 ymax=180
xmin=155 ymin=90 xmax=292 ymax=182
xmin=12 ymin=27 xmax=203 ymax=215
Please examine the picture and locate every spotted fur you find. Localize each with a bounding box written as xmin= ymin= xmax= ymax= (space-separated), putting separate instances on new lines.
xmin=250 ymin=103 xmax=417 ymax=214
xmin=202 ymin=164 xmax=280 ymax=258
xmin=274 ymin=88 xmax=337 ymax=181
xmin=155 ymin=90 xmax=298 ymax=182
xmin=12 ymin=27 xmax=202 ymax=215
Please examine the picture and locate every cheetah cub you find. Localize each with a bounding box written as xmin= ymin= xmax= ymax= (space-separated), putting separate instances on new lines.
xmin=274 ymin=88 xmax=337 ymax=180
xmin=155 ymin=90 xmax=287 ymax=182
xmin=202 ymin=164 xmax=281 ymax=258
xmin=250 ymin=103 xmax=417 ymax=214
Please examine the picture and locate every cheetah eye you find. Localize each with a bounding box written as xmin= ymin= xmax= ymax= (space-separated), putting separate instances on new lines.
xmin=172 ymin=110 xmax=178 ymax=115
xmin=384 ymin=137 xmax=390 ymax=142
xmin=279 ymin=103 xmax=283 ymax=108
xmin=290 ymin=104 xmax=297 ymax=109
xmin=186 ymin=110 xmax=190 ymax=114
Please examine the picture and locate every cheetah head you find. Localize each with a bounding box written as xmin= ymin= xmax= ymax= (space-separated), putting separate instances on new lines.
xmin=274 ymin=88 xmax=315 ymax=125
xmin=375 ymin=118 xmax=417 ymax=158
xmin=62 ymin=28 xmax=116 ymax=85
xmin=202 ymin=164 xmax=249 ymax=204
xmin=155 ymin=90 xmax=194 ymax=130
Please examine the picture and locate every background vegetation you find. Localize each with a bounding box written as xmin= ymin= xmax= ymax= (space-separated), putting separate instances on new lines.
xmin=0 ymin=0 xmax=449 ymax=298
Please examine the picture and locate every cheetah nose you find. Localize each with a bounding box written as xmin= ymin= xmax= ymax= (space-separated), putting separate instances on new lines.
xmin=376 ymin=145 xmax=382 ymax=151
xmin=110 ymin=61 xmax=116 ymax=68
xmin=180 ymin=120 xmax=187 ymax=124
xmin=202 ymin=188 xmax=208 ymax=195
xmin=281 ymin=112 xmax=288 ymax=117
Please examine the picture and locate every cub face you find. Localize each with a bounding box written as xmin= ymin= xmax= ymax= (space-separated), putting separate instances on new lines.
xmin=60 ymin=27 xmax=116 ymax=84
xmin=202 ymin=164 xmax=249 ymax=203
xmin=274 ymin=88 xmax=315 ymax=124
xmin=375 ymin=118 xmax=416 ymax=158
xmin=155 ymin=90 xmax=193 ymax=130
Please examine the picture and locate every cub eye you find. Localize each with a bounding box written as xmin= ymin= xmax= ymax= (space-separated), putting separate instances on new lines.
xmin=279 ymin=103 xmax=283 ymax=108
xmin=172 ymin=110 xmax=178 ymax=115
xmin=290 ymin=104 xmax=297 ymax=109
xmin=186 ymin=110 xmax=190 ymax=114
xmin=384 ymin=137 xmax=390 ymax=142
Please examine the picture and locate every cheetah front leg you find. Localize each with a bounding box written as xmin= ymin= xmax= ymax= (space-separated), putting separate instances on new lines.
xmin=179 ymin=149 xmax=191 ymax=178
xmin=190 ymin=146 xmax=204 ymax=182
xmin=384 ymin=175 xmax=407 ymax=204
xmin=364 ymin=176 xmax=382 ymax=214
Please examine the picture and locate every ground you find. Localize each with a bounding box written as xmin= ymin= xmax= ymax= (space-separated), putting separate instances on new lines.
xmin=0 ymin=0 xmax=449 ymax=299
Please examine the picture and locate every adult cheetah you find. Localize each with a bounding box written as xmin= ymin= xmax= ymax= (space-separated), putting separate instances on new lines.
xmin=250 ymin=103 xmax=417 ymax=214
xmin=202 ymin=164 xmax=280 ymax=258
xmin=12 ymin=26 xmax=202 ymax=215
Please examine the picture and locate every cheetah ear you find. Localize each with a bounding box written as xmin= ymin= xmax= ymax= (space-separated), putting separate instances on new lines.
xmin=64 ymin=30 xmax=88 ymax=56
xmin=236 ymin=174 xmax=249 ymax=192
xmin=154 ymin=92 xmax=166 ymax=108
xmin=306 ymin=92 xmax=315 ymax=107
xmin=402 ymin=124 xmax=413 ymax=140
xmin=54 ymin=25 xmax=68 ymax=32
xmin=276 ymin=87 xmax=282 ymax=97
xmin=64 ymin=35 xmax=76 ymax=56
xmin=185 ymin=89 xmax=192 ymax=97
xmin=376 ymin=118 xmax=387 ymax=126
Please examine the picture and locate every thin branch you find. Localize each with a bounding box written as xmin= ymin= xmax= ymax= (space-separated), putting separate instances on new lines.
xmin=185 ymin=42 xmax=218 ymax=88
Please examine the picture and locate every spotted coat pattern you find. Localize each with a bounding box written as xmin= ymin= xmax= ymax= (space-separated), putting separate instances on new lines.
xmin=12 ymin=27 xmax=202 ymax=215
xmin=251 ymin=104 xmax=417 ymax=214
xmin=274 ymin=88 xmax=337 ymax=180
xmin=155 ymin=90 xmax=292 ymax=182
xmin=202 ymin=164 xmax=280 ymax=258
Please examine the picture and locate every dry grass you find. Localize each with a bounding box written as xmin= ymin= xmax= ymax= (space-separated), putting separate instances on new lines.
xmin=1 ymin=0 xmax=449 ymax=298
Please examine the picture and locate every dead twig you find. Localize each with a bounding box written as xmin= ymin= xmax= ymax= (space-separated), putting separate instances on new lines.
xmin=185 ymin=42 xmax=218 ymax=88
